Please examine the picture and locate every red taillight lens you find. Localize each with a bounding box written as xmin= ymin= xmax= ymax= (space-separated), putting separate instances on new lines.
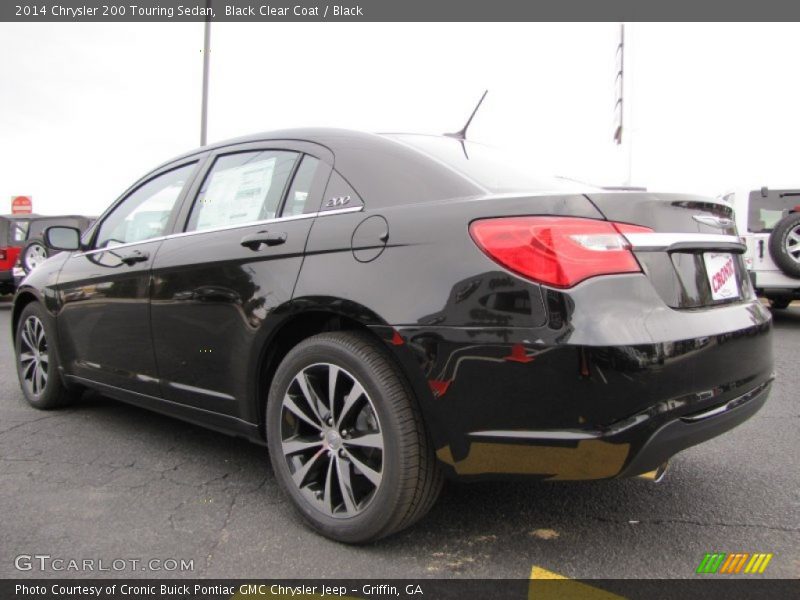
xmin=0 ymin=248 xmax=6 ymax=261
xmin=469 ymin=217 xmax=652 ymax=288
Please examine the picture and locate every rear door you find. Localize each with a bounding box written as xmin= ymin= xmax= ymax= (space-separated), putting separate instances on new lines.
xmin=150 ymin=141 xmax=332 ymax=420
xmin=1 ymin=218 xmax=31 ymax=275
xmin=55 ymin=160 xmax=201 ymax=395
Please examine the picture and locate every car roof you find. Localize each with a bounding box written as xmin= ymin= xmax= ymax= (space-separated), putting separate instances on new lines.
xmin=0 ymin=214 xmax=42 ymax=221
xmin=156 ymin=128 xmax=482 ymax=208
xmin=26 ymin=214 xmax=92 ymax=221
xmin=0 ymin=214 xmax=91 ymax=223
xmin=163 ymin=128 xmax=409 ymax=164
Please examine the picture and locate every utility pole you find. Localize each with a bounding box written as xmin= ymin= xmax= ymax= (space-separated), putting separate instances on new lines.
xmin=200 ymin=1 xmax=211 ymax=146
xmin=613 ymin=23 xmax=624 ymax=147
xmin=613 ymin=23 xmax=633 ymax=186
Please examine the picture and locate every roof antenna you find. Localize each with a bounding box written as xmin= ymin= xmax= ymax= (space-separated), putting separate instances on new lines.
xmin=445 ymin=90 xmax=488 ymax=141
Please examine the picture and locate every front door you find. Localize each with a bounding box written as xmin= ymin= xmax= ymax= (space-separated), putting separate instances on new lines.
xmin=55 ymin=161 xmax=199 ymax=396
xmin=150 ymin=143 xmax=332 ymax=419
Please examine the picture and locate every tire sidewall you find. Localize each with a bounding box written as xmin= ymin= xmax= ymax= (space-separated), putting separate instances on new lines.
xmin=266 ymin=334 xmax=408 ymax=543
xmin=15 ymin=302 xmax=63 ymax=408
xmin=21 ymin=239 xmax=49 ymax=274
xmin=768 ymin=213 xmax=800 ymax=278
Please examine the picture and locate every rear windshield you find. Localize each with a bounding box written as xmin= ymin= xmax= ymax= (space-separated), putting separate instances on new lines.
xmin=388 ymin=134 xmax=594 ymax=194
xmin=748 ymin=189 xmax=800 ymax=232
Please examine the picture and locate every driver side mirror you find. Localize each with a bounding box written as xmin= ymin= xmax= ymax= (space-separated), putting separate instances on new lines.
xmin=44 ymin=226 xmax=82 ymax=251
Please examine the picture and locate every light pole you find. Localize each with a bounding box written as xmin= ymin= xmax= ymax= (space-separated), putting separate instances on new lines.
xmin=614 ymin=23 xmax=633 ymax=186
xmin=200 ymin=1 xmax=211 ymax=146
xmin=613 ymin=23 xmax=624 ymax=147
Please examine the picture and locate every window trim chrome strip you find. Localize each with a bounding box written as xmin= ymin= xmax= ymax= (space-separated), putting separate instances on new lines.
xmin=72 ymin=206 xmax=363 ymax=257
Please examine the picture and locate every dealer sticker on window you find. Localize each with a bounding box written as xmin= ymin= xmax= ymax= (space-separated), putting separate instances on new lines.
xmin=704 ymin=252 xmax=740 ymax=301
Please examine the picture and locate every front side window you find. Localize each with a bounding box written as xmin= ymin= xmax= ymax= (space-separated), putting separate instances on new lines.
xmin=96 ymin=163 xmax=196 ymax=248
xmin=187 ymin=150 xmax=299 ymax=232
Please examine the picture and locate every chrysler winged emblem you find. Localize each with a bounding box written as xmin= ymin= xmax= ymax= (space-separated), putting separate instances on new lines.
xmin=693 ymin=215 xmax=734 ymax=229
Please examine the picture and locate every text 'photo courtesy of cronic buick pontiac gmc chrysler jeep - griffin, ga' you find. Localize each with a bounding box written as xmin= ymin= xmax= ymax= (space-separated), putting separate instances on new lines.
xmin=12 ymin=129 xmax=773 ymax=543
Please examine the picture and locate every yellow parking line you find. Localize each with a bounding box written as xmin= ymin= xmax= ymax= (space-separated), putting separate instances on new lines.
xmin=529 ymin=566 xmax=628 ymax=599
xmin=530 ymin=566 xmax=568 ymax=580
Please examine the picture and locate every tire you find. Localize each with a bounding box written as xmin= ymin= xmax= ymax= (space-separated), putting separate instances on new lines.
xmin=20 ymin=238 xmax=50 ymax=274
xmin=15 ymin=302 xmax=80 ymax=409
xmin=768 ymin=212 xmax=800 ymax=278
xmin=770 ymin=297 xmax=791 ymax=310
xmin=266 ymin=331 xmax=443 ymax=543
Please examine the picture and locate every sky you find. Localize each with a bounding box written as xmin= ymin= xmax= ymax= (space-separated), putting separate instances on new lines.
xmin=1 ymin=22 xmax=799 ymax=216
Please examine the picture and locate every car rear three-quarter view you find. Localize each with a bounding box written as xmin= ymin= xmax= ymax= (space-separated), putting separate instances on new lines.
xmin=11 ymin=129 xmax=773 ymax=543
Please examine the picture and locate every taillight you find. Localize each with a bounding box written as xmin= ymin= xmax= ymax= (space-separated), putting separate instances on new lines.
xmin=469 ymin=217 xmax=653 ymax=288
xmin=0 ymin=248 xmax=6 ymax=261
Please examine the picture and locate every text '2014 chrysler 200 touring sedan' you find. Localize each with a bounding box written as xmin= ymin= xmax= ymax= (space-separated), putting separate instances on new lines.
xmin=12 ymin=129 xmax=773 ymax=542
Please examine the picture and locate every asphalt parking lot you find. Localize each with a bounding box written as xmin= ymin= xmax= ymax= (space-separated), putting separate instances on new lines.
xmin=0 ymin=296 xmax=797 ymax=580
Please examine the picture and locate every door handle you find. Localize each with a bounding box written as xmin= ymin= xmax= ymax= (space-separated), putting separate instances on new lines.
xmin=240 ymin=231 xmax=287 ymax=250
xmin=119 ymin=250 xmax=150 ymax=266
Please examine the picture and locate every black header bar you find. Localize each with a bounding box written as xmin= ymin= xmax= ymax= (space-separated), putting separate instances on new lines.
xmin=4 ymin=0 xmax=800 ymax=22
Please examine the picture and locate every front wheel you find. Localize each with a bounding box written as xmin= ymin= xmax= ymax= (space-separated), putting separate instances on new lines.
xmin=266 ymin=331 xmax=442 ymax=543
xmin=15 ymin=302 xmax=80 ymax=409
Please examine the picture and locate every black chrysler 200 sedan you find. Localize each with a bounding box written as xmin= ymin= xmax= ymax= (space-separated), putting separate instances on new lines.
xmin=12 ymin=129 xmax=773 ymax=542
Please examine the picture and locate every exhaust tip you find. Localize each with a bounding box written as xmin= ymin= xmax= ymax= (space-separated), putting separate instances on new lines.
xmin=636 ymin=462 xmax=669 ymax=483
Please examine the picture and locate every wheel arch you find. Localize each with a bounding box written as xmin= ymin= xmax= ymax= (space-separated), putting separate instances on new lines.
xmin=11 ymin=289 xmax=42 ymax=342
xmin=252 ymin=298 xmax=440 ymax=445
xmin=11 ymin=287 xmax=80 ymax=395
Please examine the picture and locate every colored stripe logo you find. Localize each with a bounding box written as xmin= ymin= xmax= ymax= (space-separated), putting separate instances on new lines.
xmin=696 ymin=552 xmax=773 ymax=574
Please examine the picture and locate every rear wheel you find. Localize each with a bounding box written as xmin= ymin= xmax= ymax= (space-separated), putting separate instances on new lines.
xmin=266 ymin=331 xmax=442 ymax=543
xmin=15 ymin=302 xmax=80 ymax=409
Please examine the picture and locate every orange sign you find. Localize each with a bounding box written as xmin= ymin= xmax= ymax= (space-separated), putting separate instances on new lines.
xmin=11 ymin=196 xmax=32 ymax=214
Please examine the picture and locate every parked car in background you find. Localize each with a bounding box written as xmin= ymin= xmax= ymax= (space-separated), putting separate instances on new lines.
xmin=18 ymin=215 xmax=94 ymax=275
xmin=14 ymin=129 xmax=773 ymax=542
xmin=1 ymin=214 xmax=95 ymax=295
xmin=722 ymin=186 xmax=800 ymax=309
xmin=0 ymin=214 xmax=41 ymax=295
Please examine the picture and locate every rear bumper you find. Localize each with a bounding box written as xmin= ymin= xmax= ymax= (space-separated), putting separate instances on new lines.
xmin=753 ymin=269 xmax=800 ymax=291
xmin=385 ymin=292 xmax=774 ymax=481
xmin=617 ymin=379 xmax=770 ymax=477
xmin=427 ymin=377 xmax=771 ymax=481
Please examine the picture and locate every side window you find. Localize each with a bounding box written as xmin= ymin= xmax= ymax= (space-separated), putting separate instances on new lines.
xmin=281 ymin=156 xmax=320 ymax=217
xmin=187 ymin=150 xmax=298 ymax=232
xmin=96 ymin=163 xmax=196 ymax=248
xmin=11 ymin=220 xmax=30 ymax=244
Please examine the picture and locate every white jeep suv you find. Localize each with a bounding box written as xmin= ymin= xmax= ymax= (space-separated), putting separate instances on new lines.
xmin=722 ymin=186 xmax=800 ymax=309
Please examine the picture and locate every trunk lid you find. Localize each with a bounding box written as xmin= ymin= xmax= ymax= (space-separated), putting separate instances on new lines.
xmin=585 ymin=192 xmax=750 ymax=309
xmin=586 ymin=192 xmax=736 ymax=235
